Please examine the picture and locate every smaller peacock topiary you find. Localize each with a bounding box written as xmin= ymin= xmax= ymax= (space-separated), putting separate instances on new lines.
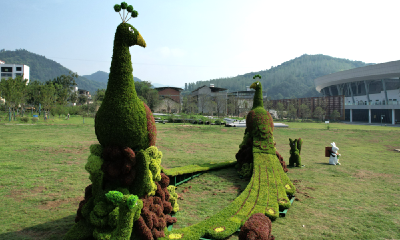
xmin=288 ymin=138 xmax=303 ymax=167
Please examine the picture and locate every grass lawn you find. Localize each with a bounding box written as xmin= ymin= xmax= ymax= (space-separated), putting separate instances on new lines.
xmin=0 ymin=118 xmax=399 ymax=239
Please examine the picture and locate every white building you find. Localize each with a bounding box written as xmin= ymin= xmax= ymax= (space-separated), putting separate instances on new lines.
xmin=0 ymin=61 xmax=30 ymax=104
xmin=314 ymin=60 xmax=400 ymax=124
xmin=0 ymin=61 xmax=30 ymax=84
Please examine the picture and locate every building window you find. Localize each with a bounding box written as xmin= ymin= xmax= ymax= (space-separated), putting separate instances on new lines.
xmin=1 ymin=73 xmax=12 ymax=77
xmin=15 ymin=73 xmax=22 ymax=76
xmin=1 ymin=67 xmax=12 ymax=72
xmin=16 ymin=67 xmax=22 ymax=71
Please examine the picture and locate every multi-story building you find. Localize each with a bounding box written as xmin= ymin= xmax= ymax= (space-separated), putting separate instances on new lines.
xmin=0 ymin=61 xmax=30 ymax=84
xmin=190 ymin=84 xmax=228 ymax=115
xmin=314 ymin=60 xmax=400 ymax=124
xmin=154 ymin=87 xmax=183 ymax=113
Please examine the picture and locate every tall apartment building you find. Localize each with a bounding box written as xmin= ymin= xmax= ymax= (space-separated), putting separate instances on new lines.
xmin=0 ymin=60 xmax=30 ymax=84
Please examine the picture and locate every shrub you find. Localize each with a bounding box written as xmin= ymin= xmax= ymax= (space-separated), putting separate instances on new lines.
xmin=20 ymin=117 xmax=29 ymax=123
xmin=239 ymin=213 xmax=273 ymax=240
xmin=31 ymin=117 xmax=39 ymax=123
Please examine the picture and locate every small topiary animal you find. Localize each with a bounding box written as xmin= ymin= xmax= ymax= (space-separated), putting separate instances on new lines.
xmin=288 ymin=138 xmax=303 ymax=167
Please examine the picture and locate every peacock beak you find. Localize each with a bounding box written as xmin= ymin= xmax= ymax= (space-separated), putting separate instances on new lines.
xmin=250 ymin=83 xmax=256 ymax=89
xmin=136 ymin=32 xmax=146 ymax=48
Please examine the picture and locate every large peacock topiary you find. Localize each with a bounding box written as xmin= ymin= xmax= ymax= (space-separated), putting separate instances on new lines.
xmin=95 ymin=3 xmax=156 ymax=151
xmin=64 ymin=3 xmax=177 ymax=240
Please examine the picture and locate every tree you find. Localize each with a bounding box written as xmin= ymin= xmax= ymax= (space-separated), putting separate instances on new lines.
xmin=330 ymin=110 xmax=340 ymax=122
xmin=287 ymin=103 xmax=297 ymax=121
xmin=214 ymin=94 xmax=226 ymax=118
xmin=94 ymin=89 xmax=106 ymax=102
xmin=78 ymin=94 xmax=88 ymax=105
xmin=313 ymin=106 xmax=325 ymax=121
xmin=263 ymin=97 xmax=273 ymax=112
xmin=39 ymin=83 xmax=56 ymax=119
xmin=26 ymin=80 xmax=42 ymax=111
xmin=69 ymin=91 xmax=78 ymax=106
xmin=0 ymin=76 xmax=28 ymax=119
xmin=275 ymin=102 xmax=285 ymax=119
xmin=46 ymin=71 xmax=78 ymax=106
xmin=134 ymin=81 xmax=160 ymax=111
xmin=298 ymin=104 xmax=311 ymax=121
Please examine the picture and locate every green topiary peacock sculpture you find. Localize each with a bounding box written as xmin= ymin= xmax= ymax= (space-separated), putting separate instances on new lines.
xmin=63 ymin=3 xmax=177 ymax=240
xmin=95 ymin=2 xmax=156 ymax=151
xmin=158 ymin=76 xmax=296 ymax=240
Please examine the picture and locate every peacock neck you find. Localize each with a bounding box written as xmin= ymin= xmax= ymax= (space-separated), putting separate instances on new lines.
xmin=107 ymin=32 xmax=138 ymax=99
xmin=252 ymin=86 xmax=264 ymax=109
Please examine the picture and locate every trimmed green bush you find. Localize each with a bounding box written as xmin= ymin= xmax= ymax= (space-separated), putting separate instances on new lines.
xmin=20 ymin=116 xmax=29 ymax=123
xmin=31 ymin=117 xmax=38 ymax=123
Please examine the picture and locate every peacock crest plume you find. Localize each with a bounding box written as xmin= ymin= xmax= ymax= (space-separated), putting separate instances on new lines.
xmin=114 ymin=2 xmax=138 ymax=23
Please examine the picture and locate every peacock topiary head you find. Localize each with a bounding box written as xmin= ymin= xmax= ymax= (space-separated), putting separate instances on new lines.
xmin=113 ymin=2 xmax=146 ymax=48
xmin=115 ymin=23 xmax=146 ymax=48
xmin=250 ymin=81 xmax=261 ymax=90
xmin=250 ymin=74 xmax=262 ymax=91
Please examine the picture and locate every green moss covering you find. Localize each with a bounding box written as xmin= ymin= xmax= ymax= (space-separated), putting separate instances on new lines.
xmin=288 ymin=138 xmax=302 ymax=167
xmin=90 ymin=144 xmax=104 ymax=157
xmin=95 ymin=19 xmax=148 ymax=151
xmin=167 ymin=185 xmax=179 ymax=213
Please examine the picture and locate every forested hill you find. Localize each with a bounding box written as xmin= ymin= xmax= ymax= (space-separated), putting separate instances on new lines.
xmin=0 ymin=49 xmax=107 ymax=94
xmin=82 ymin=71 xmax=142 ymax=84
xmin=186 ymin=54 xmax=374 ymax=99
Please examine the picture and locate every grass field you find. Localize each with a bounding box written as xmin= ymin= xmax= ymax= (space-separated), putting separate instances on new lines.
xmin=0 ymin=116 xmax=399 ymax=239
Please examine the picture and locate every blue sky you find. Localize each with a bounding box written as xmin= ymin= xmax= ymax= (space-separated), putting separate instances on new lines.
xmin=2 ymin=0 xmax=400 ymax=88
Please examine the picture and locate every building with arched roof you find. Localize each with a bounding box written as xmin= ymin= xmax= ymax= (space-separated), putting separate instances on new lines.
xmin=314 ymin=60 xmax=400 ymax=124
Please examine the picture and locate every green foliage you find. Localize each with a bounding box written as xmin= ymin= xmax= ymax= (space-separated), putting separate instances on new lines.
xmin=131 ymin=10 xmax=138 ymax=18
xmin=31 ymin=117 xmax=38 ymax=123
xmin=167 ymin=185 xmax=179 ymax=212
xmin=105 ymin=191 xmax=124 ymax=206
xmin=330 ymin=110 xmax=340 ymax=122
xmin=0 ymin=75 xmax=28 ymax=109
xmin=160 ymin=153 xmax=295 ymax=240
xmin=288 ymin=138 xmax=301 ymax=167
xmin=114 ymin=4 xmax=121 ymax=12
xmin=135 ymin=81 xmax=160 ymax=111
xmin=95 ymin=22 xmax=148 ymax=150
xmin=20 ymin=116 xmax=29 ymax=123
xmin=313 ymin=106 xmax=325 ymax=121
xmin=127 ymin=5 xmax=133 ymax=12
xmin=120 ymin=2 xmax=128 ymax=9
xmin=78 ymin=94 xmax=88 ymax=105
xmin=89 ymin=144 xmax=103 ymax=157
xmin=238 ymin=162 xmax=253 ymax=178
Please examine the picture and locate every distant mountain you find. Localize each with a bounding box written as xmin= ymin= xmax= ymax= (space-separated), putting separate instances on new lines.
xmin=82 ymin=70 xmax=142 ymax=85
xmin=83 ymin=71 xmax=176 ymax=89
xmin=186 ymin=54 xmax=374 ymax=99
xmin=0 ymin=49 xmax=106 ymax=94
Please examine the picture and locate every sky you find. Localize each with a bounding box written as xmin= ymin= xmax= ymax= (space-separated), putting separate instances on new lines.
xmin=1 ymin=0 xmax=400 ymax=88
